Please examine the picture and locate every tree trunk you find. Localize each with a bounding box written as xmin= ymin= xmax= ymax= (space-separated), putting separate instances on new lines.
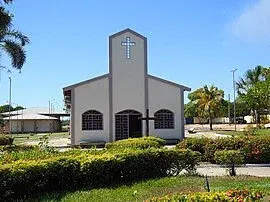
xmin=257 ymin=111 xmax=261 ymax=124
xmin=254 ymin=109 xmax=261 ymax=124
xmin=209 ymin=117 xmax=213 ymax=130
xmin=230 ymin=163 xmax=236 ymax=176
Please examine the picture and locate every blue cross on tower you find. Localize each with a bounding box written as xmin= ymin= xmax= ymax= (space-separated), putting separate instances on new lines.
xmin=121 ymin=37 xmax=136 ymax=59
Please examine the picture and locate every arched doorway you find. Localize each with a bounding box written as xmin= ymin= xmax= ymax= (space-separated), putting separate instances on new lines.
xmin=115 ymin=110 xmax=142 ymax=140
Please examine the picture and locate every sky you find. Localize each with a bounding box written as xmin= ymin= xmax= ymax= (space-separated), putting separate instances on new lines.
xmin=0 ymin=0 xmax=269 ymax=111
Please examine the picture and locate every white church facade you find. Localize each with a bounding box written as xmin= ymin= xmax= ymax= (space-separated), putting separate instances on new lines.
xmin=63 ymin=29 xmax=190 ymax=146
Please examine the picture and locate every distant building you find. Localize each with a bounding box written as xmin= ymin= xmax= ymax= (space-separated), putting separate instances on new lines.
xmin=3 ymin=114 xmax=59 ymax=133
xmin=1 ymin=107 xmax=69 ymax=133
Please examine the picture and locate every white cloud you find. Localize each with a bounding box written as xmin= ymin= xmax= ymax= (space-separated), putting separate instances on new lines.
xmin=230 ymin=0 xmax=270 ymax=43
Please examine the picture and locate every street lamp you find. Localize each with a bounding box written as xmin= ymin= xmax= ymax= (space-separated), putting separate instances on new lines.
xmin=0 ymin=66 xmax=11 ymax=82
xmin=49 ymin=99 xmax=55 ymax=133
xmin=231 ymin=69 xmax=237 ymax=131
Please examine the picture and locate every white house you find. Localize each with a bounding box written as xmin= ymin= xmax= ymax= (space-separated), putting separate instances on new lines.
xmin=63 ymin=28 xmax=190 ymax=146
xmin=3 ymin=114 xmax=59 ymax=133
xmin=1 ymin=107 xmax=67 ymax=133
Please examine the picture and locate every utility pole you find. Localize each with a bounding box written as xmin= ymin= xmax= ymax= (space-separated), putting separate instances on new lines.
xmin=49 ymin=99 xmax=55 ymax=133
xmin=231 ymin=69 xmax=237 ymax=131
xmin=228 ymin=94 xmax=230 ymax=126
xmin=8 ymin=77 xmax=12 ymax=136
xmin=16 ymin=104 xmax=18 ymax=135
xmin=21 ymin=108 xmax=24 ymax=134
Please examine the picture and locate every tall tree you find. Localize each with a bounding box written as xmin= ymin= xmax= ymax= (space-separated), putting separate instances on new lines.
xmin=237 ymin=66 xmax=269 ymax=123
xmin=0 ymin=0 xmax=29 ymax=71
xmin=236 ymin=65 xmax=264 ymax=95
xmin=187 ymin=85 xmax=224 ymax=130
xmin=195 ymin=85 xmax=224 ymax=130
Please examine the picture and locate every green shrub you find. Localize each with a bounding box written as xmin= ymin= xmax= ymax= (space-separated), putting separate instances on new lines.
xmin=0 ymin=148 xmax=200 ymax=201
xmin=0 ymin=135 xmax=13 ymax=145
xmin=177 ymin=136 xmax=270 ymax=163
xmin=0 ymin=146 xmax=59 ymax=165
xmin=0 ymin=145 xmax=36 ymax=153
xmin=176 ymin=137 xmax=209 ymax=155
xmin=105 ymin=137 xmax=166 ymax=150
xmin=146 ymin=189 xmax=264 ymax=202
xmin=214 ymin=150 xmax=244 ymax=176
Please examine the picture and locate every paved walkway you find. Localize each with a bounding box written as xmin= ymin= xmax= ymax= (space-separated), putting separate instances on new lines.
xmin=196 ymin=164 xmax=270 ymax=177
xmin=25 ymin=138 xmax=70 ymax=147
xmin=186 ymin=131 xmax=230 ymax=139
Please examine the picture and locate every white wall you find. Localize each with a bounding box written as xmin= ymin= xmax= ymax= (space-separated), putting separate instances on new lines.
xmin=10 ymin=120 xmax=59 ymax=133
xmin=74 ymin=77 xmax=109 ymax=145
xmin=111 ymin=32 xmax=146 ymax=140
xmin=10 ymin=120 xmax=22 ymax=133
xmin=23 ymin=120 xmax=35 ymax=132
xmin=148 ymin=77 xmax=183 ymax=140
xmin=193 ymin=117 xmax=230 ymax=124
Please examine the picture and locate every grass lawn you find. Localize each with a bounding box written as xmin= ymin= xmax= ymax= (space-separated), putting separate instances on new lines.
xmin=6 ymin=132 xmax=69 ymax=145
xmin=29 ymin=176 xmax=270 ymax=202
xmin=214 ymin=129 xmax=270 ymax=136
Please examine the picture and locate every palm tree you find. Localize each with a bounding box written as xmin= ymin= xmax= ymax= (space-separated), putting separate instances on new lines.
xmin=0 ymin=4 xmax=29 ymax=71
xmin=236 ymin=66 xmax=266 ymax=123
xmin=236 ymin=65 xmax=263 ymax=95
xmin=194 ymin=85 xmax=224 ymax=130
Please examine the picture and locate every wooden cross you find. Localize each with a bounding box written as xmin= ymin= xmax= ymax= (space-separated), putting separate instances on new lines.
xmin=138 ymin=109 xmax=156 ymax=137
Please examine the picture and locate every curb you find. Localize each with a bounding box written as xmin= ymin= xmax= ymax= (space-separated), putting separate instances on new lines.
xmin=197 ymin=163 xmax=270 ymax=168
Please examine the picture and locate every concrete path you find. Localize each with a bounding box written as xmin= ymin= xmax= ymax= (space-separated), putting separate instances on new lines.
xmin=196 ymin=164 xmax=270 ymax=177
xmin=25 ymin=137 xmax=70 ymax=147
xmin=186 ymin=131 xmax=230 ymax=139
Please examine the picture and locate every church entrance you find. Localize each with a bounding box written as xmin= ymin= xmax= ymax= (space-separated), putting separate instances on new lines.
xmin=115 ymin=110 xmax=142 ymax=141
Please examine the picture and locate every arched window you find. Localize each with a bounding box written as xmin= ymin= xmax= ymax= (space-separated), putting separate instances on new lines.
xmin=154 ymin=109 xmax=174 ymax=129
xmin=82 ymin=110 xmax=103 ymax=130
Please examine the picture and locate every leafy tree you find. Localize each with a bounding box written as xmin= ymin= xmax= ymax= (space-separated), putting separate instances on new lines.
xmin=13 ymin=105 xmax=24 ymax=111
xmin=214 ymin=150 xmax=244 ymax=176
xmin=235 ymin=97 xmax=250 ymax=118
xmin=0 ymin=104 xmax=24 ymax=113
xmin=237 ymin=66 xmax=270 ymax=123
xmin=0 ymin=0 xmax=29 ymax=71
xmin=242 ymin=80 xmax=270 ymax=122
xmin=184 ymin=102 xmax=198 ymax=118
xmin=0 ymin=104 xmax=13 ymax=113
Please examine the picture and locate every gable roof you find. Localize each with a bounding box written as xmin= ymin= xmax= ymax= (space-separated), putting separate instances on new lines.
xmin=1 ymin=107 xmax=66 ymax=116
xmin=109 ymin=28 xmax=147 ymax=40
xmin=63 ymin=74 xmax=109 ymax=91
xmin=3 ymin=114 xmax=58 ymax=120
xmin=63 ymin=73 xmax=190 ymax=92
xmin=148 ymin=74 xmax=191 ymax=91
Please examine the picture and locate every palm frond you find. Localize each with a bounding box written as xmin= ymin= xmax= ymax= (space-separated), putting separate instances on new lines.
xmin=0 ymin=7 xmax=12 ymax=34
xmin=3 ymin=30 xmax=30 ymax=46
xmin=0 ymin=39 xmax=26 ymax=70
xmin=1 ymin=0 xmax=14 ymax=4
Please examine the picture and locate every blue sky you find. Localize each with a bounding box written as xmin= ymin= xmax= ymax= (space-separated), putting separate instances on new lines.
xmin=0 ymin=0 xmax=269 ymax=110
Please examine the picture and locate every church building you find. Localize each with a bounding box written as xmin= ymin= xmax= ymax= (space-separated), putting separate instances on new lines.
xmin=63 ymin=29 xmax=190 ymax=146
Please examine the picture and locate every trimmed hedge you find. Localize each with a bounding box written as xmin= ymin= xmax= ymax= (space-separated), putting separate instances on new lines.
xmin=176 ymin=136 xmax=270 ymax=163
xmin=0 ymin=135 xmax=13 ymax=145
xmin=105 ymin=136 xmax=166 ymax=150
xmin=146 ymin=189 xmax=264 ymax=202
xmin=0 ymin=148 xmax=200 ymax=201
xmin=0 ymin=145 xmax=36 ymax=152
